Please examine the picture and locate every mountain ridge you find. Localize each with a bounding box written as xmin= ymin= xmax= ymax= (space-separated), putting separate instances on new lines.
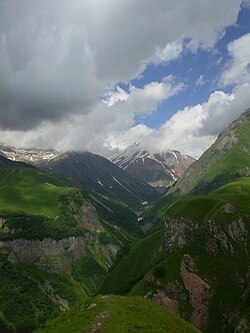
xmin=111 ymin=142 xmax=195 ymax=187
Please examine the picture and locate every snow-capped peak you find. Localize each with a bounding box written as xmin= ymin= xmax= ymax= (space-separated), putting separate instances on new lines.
xmin=110 ymin=143 xmax=195 ymax=186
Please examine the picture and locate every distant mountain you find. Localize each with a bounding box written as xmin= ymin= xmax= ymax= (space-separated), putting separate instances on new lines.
xmin=0 ymin=153 xmax=142 ymax=332
xmin=111 ymin=142 xmax=195 ymax=187
xmin=0 ymin=152 xmax=33 ymax=169
xmin=0 ymin=143 xmax=58 ymax=164
xmin=100 ymin=108 xmax=250 ymax=332
xmin=42 ymin=151 xmax=159 ymax=208
xmin=144 ymin=107 xmax=250 ymax=229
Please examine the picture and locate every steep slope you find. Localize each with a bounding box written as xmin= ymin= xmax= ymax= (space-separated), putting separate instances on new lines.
xmin=168 ymin=107 xmax=250 ymax=198
xmin=111 ymin=142 xmax=195 ymax=187
xmin=143 ymin=107 xmax=250 ymax=231
xmin=0 ymin=160 xmax=141 ymax=333
xmin=36 ymin=295 xmax=201 ymax=333
xmin=100 ymin=177 xmax=250 ymax=332
xmin=42 ymin=151 xmax=159 ymax=208
xmin=0 ymin=153 xmax=33 ymax=169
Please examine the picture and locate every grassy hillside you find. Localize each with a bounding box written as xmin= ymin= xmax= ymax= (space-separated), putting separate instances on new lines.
xmin=99 ymin=231 xmax=163 ymax=295
xmin=0 ymin=167 xmax=74 ymax=218
xmin=100 ymin=177 xmax=250 ymax=332
xmin=0 ymin=163 xmax=140 ymax=241
xmin=43 ymin=151 xmax=159 ymax=209
xmin=0 ymin=162 xmax=143 ymax=333
xmin=168 ymin=176 xmax=250 ymax=220
xmin=142 ymin=108 xmax=250 ymax=231
xmin=171 ymin=108 xmax=250 ymax=196
xmin=36 ymin=295 xmax=201 ymax=333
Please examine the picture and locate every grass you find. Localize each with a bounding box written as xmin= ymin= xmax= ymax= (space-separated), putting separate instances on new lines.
xmin=0 ymin=165 xmax=148 ymax=332
xmin=99 ymin=177 xmax=250 ymax=332
xmin=36 ymin=295 xmax=201 ymax=333
xmin=99 ymin=231 xmax=163 ymax=295
xmin=168 ymin=177 xmax=250 ymax=221
xmin=0 ymin=168 xmax=75 ymax=218
xmin=144 ymin=109 xmax=250 ymax=227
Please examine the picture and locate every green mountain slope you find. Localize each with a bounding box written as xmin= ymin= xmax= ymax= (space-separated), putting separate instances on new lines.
xmin=42 ymin=151 xmax=159 ymax=209
xmin=0 ymin=161 xmax=142 ymax=332
xmin=36 ymin=295 xmax=201 ymax=333
xmin=171 ymin=107 xmax=250 ymax=195
xmin=0 ymin=167 xmax=74 ymax=218
xmin=143 ymin=107 xmax=250 ymax=232
xmin=100 ymin=177 xmax=250 ymax=332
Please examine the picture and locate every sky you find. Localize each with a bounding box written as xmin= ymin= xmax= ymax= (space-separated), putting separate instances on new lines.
xmin=0 ymin=0 xmax=250 ymax=158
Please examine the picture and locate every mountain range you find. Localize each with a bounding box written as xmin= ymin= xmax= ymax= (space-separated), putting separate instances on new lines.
xmin=111 ymin=142 xmax=195 ymax=187
xmin=0 ymin=108 xmax=250 ymax=333
xmin=99 ymin=107 xmax=250 ymax=333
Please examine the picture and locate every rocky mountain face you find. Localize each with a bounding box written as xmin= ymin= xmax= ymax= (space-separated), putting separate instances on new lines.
xmin=99 ymin=177 xmax=250 ymax=333
xmin=0 ymin=153 xmax=33 ymax=169
xmin=99 ymin=108 xmax=250 ymax=333
xmin=0 ymin=142 xmax=159 ymax=208
xmin=0 ymin=143 xmax=58 ymax=164
xmin=41 ymin=151 xmax=159 ymax=208
xmin=111 ymin=142 xmax=195 ymax=187
xmin=1 ymin=108 xmax=250 ymax=333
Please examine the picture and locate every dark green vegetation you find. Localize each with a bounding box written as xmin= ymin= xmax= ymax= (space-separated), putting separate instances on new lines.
xmin=0 ymin=159 xmax=143 ymax=332
xmin=100 ymin=177 xmax=250 ymax=332
xmin=1 ymin=108 xmax=250 ymax=333
xmin=36 ymin=295 xmax=201 ymax=333
xmin=98 ymin=109 xmax=250 ymax=332
xmin=99 ymin=231 xmax=163 ymax=295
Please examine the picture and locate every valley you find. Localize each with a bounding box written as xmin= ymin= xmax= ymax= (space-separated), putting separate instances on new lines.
xmin=1 ymin=2 xmax=250 ymax=332
xmin=0 ymin=107 xmax=250 ymax=333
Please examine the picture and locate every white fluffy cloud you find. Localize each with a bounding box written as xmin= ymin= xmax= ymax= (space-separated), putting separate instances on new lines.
xmin=0 ymin=0 xmax=249 ymax=159
xmin=149 ymin=40 xmax=183 ymax=65
xmin=105 ymin=82 xmax=250 ymax=158
xmin=102 ymin=32 xmax=250 ymax=158
xmin=0 ymin=0 xmax=243 ymax=130
xmin=0 ymin=76 xmax=182 ymax=153
xmin=221 ymin=32 xmax=250 ymax=86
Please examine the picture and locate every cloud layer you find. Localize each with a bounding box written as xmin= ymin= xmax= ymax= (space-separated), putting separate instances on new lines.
xmin=0 ymin=0 xmax=249 ymax=158
xmin=0 ymin=0 xmax=242 ymax=129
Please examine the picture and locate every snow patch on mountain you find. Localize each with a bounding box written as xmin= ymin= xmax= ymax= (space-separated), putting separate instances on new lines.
xmin=111 ymin=142 xmax=195 ymax=186
xmin=0 ymin=143 xmax=58 ymax=164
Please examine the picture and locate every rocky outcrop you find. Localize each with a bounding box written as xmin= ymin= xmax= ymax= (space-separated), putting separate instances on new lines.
xmin=164 ymin=216 xmax=197 ymax=254
xmin=0 ymin=235 xmax=92 ymax=272
xmin=0 ymin=217 xmax=9 ymax=233
xmin=206 ymin=218 xmax=247 ymax=255
xmin=180 ymin=254 xmax=211 ymax=330
xmin=0 ymin=233 xmax=119 ymax=274
xmin=153 ymin=292 xmax=179 ymax=315
xmin=205 ymin=220 xmax=234 ymax=255
xmin=68 ymin=195 xmax=104 ymax=233
xmin=222 ymin=203 xmax=235 ymax=213
xmin=235 ymin=318 xmax=250 ymax=333
xmin=40 ymin=281 xmax=69 ymax=311
xmin=228 ymin=217 xmax=247 ymax=243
